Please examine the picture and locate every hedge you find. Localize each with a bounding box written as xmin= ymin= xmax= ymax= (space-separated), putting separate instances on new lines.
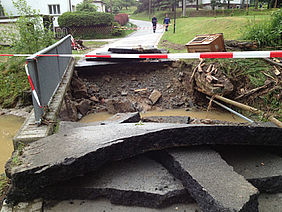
xmin=58 ymin=12 xmax=114 ymax=28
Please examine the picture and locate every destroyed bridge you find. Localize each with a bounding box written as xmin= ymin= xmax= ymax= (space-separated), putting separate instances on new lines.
xmin=5 ymin=35 xmax=282 ymax=212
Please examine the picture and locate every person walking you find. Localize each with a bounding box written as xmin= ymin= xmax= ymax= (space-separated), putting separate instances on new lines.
xmin=163 ymin=14 xmax=170 ymax=31
xmin=152 ymin=15 xmax=157 ymax=33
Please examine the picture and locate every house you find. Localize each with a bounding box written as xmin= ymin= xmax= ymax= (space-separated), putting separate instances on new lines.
xmin=92 ymin=0 xmax=106 ymax=12
xmin=0 ymin=0 xmax=106 ymax=27
xmin=180 ymin=0 xmax=248 ymax=10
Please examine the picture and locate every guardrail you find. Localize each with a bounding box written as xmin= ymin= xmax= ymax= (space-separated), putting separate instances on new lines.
xmin=26 ymin=35 xmax=72 ymax=123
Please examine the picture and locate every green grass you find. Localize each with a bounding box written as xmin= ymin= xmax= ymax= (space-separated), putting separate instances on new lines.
xmin=158 ymin=15 xmax=270 ymax=53
xmin=119 ymin=6 xmax=137 ymax=15
xmin=0 ymin=174 xmax=8 ymax=196
xmin=0 ymin=55 xmax=30 ymax=108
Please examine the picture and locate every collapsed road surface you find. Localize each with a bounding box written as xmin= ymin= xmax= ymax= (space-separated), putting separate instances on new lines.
xmin=5 ymin=116 xmax=282 ymax=208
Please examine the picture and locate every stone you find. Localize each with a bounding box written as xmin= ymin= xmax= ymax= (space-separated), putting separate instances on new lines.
xmin=42 ymin=156 xmax=193 ymax=208
xmin=73 ymin=89 xmax=89 ymax=99
xmin=151 ymin=148 xmax=259 ymax=212
xmin=88 ymin=84 xmax=99 ymax=93
xmin=76 ymin=100 xmax=91 ymax=116
xmin=105 ymin=98 xmax=136 ymax=114
xmin=142 ymin=116 xmax=190 ymax=124
xmin=89 ymin=96 xmax=99 ymax=103
xmin=217 ymin=146 xmax=282 ymax=193
xmin=104 ymin=76 xmax=111 ymax=83
xmin=6 ymin=123 xmax=281 ymax=203
xmin=121 ymin=91 xmax=128 ymax=96
xmin=149 ymin=90 xmax=162 ymax=105
xmin=71 ymin=77 xmax=86 ymax=91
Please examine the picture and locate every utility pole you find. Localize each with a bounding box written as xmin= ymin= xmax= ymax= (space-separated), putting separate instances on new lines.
xmin=183 ymin=0 xmax=186 ymax=17
xmin=149 ymin=0 xmax=152 ymax=19
xmin=69 ymin=0 xmax=72 ymax=12
xmin=174 ymin=0 xmax=176 ymax=33
xmin=110 ymin=0 xmax=112 ymax=14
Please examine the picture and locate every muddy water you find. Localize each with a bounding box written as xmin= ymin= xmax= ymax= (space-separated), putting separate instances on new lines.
xmin=141 ymin=109 xmax=248 ymax=123
xmin=79 ymin=112 xmax=113 ymax=123
xmin=0 ymin=115 xmax=24 ymax=174
xmin=80 ymin=109 xmax=248 ymax=124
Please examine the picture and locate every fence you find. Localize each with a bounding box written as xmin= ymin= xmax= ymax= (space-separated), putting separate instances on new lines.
xmin=26 ymin=35 xmax=72 ymax=123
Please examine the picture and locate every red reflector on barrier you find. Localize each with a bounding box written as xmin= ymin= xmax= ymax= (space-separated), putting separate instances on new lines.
xmin=139 ymin=54 xmax=168 ymax=59
xmin=270 ymin=52 xmax=282 ymax=58
xmin=85 ymin=55 xmax=112 ymax=58
xmin=200 ymin=52 xmax=233 ymax=58
xmin=0 ymin=54 xmax=14 ymax=56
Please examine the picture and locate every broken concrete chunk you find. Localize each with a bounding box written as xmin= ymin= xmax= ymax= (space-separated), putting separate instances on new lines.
xmin=149 ymin=89 xmax=162 ymax=105
xmin=217 ymin=147 xmax=282 ymax=193
xmin=43 ymin=156 xmax=193 ymax=208
xmin=76 ymin=100 xmax=91 ymax=116
xmin=152 ymin=148 xmax=259 ymax=212
xmin=142 ymin=116 xmax=190 ymax=124
xmin=6 ymin=123 xmax=281 ymax=203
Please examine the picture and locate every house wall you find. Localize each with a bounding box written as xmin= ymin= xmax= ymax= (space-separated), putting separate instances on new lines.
xmin=93 ymin=2 xmax=106 ymax=12
xmin=1 ymin=0 xmax=83 ymax=26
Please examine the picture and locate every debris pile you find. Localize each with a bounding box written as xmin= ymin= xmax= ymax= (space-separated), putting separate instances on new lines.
xmin=191 ymin=59 xmax=233 ymax=96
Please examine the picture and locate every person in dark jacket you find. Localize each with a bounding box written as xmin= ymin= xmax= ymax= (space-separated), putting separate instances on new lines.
xmin=152 ymin=15 xmax=157 ymax=33
xmin=163 ymin=14 xmax=170 ymax=31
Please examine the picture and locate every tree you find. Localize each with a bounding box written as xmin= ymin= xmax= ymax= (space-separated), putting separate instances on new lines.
xmin=76 ymin=0 xmax=97 ymax=12
xmin=0 ymin=0 xmax=54 ymax=53
xmin=210 ymin=0 xmax=222 ymax=10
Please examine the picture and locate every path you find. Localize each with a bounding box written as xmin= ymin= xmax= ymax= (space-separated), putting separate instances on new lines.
xmin=76 ymin=19 xmax=165 ymax=67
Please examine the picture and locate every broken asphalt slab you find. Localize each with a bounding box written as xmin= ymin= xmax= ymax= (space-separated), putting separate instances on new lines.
xmin=6 ymin=123 xmax=281 ymax=203
xmin=151 ymin=148 xmax=259 ymax=212
xmin=41 ymin=156 xmax=193 ymax=208
xmin=217 ymin=146 xmax=282 ymax=193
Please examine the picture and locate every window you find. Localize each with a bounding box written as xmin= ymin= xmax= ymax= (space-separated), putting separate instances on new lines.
xmin=49 ymin=5 xmax=60 ymax=14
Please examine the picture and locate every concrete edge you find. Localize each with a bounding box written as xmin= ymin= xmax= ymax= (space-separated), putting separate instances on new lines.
xmin=12 ymin=58 xmax=75 ymax=149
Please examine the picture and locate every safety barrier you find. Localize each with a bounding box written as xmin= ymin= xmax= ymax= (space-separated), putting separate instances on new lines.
xmin=25 ymin=35 xmax=72 ymax=123
xmin=1 ymin=51 xmax=281 ymax=59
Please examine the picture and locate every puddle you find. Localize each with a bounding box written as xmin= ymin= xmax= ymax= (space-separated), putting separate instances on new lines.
xmin=141 ymin=109 xmax=248 ymax=123
xmin=0 ymin=115 xmax=24 ymax=174
xmin=79 ymin=112 xmax=113 ymax=123
xmin=80 ymin=108 xmax=248 ymax=125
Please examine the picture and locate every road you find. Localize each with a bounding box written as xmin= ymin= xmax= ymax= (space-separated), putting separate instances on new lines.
xmin=76 ymin=19 xmax=165 ymax=67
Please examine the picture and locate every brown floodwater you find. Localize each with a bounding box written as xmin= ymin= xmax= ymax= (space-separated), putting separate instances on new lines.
xmin=0 ymin=115 xmax=24 ymax=174
xmin=141 ymin=109 xmax=248 ymax=123
xmin=80 ymin=109 xmax=248 ymax=124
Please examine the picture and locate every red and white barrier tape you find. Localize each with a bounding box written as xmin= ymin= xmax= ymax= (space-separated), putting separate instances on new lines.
xmin=113 ymin=24 xmax=170 ymax=31
xmin=2 ymin=51 xmax=281 ymax=59
xmin=25 ymin=62 xmax=43 ymax=109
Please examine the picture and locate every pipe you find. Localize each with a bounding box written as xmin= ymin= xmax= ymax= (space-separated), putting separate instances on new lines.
xmin=206 ymin=96 xmax=254 ymax=123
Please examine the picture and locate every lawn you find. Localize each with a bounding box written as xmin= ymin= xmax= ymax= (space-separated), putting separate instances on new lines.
xmin=159 ymin=15 xmax=271 ymax=53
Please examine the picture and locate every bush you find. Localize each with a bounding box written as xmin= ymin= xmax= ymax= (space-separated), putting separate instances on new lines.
xmin=114 ymin=13 xmax=129 ymax=26
xmin=111 ymin=22 xmax=122 ymax=36
xmin=243 ymin=9 xmax=282 ymax=47
xmin=58 ymin=12 xmax=114 ymax=28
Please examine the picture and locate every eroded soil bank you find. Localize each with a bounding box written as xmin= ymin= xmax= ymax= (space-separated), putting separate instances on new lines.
xmin=60 ymin=59 xmax=281 ymax=123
